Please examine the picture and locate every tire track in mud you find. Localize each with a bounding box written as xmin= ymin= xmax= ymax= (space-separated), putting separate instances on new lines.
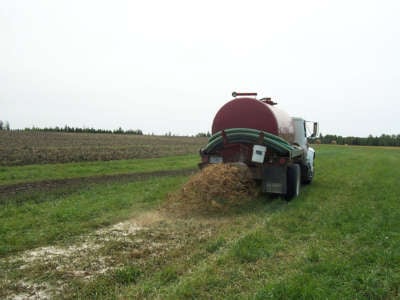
xmin=0 ymin=168 xmax=197 ymax=198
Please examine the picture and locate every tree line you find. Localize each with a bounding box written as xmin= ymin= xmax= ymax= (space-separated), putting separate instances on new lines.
xmin=315 ymin=133 xmax=400 ymax=147
xmin=3 ymin=123 xmax=143 ymax=135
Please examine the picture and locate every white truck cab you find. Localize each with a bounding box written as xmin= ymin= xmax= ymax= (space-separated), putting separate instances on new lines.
xmin=293 ymin=117 xmax=318 ymax=184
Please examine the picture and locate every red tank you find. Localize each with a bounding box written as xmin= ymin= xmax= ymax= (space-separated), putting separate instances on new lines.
xmin=212 ymin=97 xmax=295 ymax=143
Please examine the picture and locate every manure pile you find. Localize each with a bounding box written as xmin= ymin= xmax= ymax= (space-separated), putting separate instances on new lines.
xmin=164 ymin=163 xmax=257 ymax=215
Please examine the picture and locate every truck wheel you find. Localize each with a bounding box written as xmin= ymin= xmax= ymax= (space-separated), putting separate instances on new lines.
xmin=302 ymin=163 xmax=314 ymax=184
xmin=286 ymin=164 xmax=300 ymax=201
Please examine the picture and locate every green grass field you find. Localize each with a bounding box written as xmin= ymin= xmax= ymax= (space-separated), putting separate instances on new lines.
xmin=1 ymin=145 xmax=399 ymax=299
xmin=0 ymin=154 xmax=198 ymax=186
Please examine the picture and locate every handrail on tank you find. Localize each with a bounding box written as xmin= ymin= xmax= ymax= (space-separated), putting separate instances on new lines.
xmin=232 ymin=92 xmax=257 ymax=97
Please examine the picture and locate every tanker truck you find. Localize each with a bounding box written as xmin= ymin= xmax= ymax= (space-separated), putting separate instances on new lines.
xmin=199 ymin=92 xmax=318 ymax=200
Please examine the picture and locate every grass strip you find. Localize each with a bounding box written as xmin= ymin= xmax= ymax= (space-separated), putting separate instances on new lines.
xmin=0 ymin=176 xmax=187 ymax=256
xmin=0 ymin=154 xmax=198 ymax=186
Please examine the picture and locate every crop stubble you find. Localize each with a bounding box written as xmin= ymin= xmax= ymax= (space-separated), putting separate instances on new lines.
xmin=0 ymin=131 xmax=207 ymax=166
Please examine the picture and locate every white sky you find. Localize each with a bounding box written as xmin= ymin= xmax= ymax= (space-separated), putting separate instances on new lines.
xmin=1 ymin=0 xmax=400 ymax=136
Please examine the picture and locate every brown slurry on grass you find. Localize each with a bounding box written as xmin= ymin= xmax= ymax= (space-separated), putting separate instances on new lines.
xmin=1 ymin=211 xmax=224 ymax=299
xmin=163 ymin=163 xmax=257 ymax=216
xmin=2 ymin=215 xmax=161 ymax=299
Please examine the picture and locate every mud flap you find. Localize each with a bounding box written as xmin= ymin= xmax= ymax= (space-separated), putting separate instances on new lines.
xmin=262 ymin=165 xmax=287 ymax=194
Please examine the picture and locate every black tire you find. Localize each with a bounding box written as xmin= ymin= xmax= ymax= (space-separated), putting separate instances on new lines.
xmin=286 ymin=164 xmax=300 ymax=201
xmin=301 ymin=163 xmax=314 ymax=184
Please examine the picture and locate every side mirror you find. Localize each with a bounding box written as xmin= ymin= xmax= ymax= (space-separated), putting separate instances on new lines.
xmin=311 ymin=122 xmax=319 ymax=138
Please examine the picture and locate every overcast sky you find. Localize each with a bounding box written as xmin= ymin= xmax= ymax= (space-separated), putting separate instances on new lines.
xmin=1 ymin=0 xmax=399 ymax=136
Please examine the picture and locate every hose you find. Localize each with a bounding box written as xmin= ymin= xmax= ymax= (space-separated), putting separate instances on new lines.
xmin=202 ymin=128 xmax=302 ymax=158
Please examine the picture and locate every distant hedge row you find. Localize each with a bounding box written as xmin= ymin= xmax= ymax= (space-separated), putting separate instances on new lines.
xmin=22 ymin=126 xmax=143 ymax=135
xmin=316 ymin=134 xmax=400 ymax=147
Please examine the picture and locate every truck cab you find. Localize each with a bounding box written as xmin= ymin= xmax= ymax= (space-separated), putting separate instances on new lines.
xmin=292 ymin=117 xmax=317 ymax=184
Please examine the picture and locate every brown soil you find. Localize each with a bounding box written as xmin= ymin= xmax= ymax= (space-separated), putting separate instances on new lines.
xmin=0 ymin=131 xmax=208 ymax=166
